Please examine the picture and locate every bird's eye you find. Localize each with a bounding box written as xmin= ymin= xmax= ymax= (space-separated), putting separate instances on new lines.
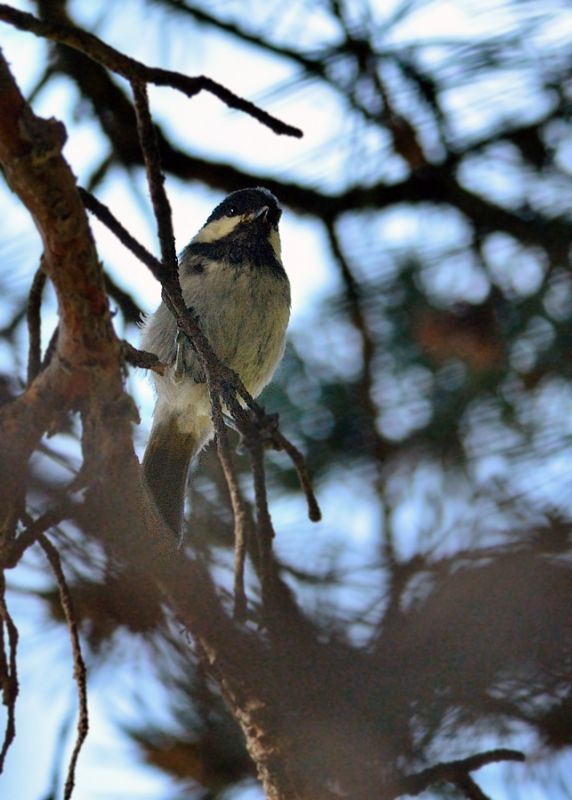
xmin=225 ymin=206 xmax=237 ymax=217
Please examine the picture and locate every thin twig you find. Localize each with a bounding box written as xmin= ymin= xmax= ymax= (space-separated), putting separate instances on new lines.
xmin=0 ymin=5 xmax=302 ymax=138
xmin=26 ymin=62 xmax=57 ymax=104
xmin=0 ymin=574 xmax=18 ymax=773
xmin=389 ymin=748 xmax=525 ymax=799
xmin=130 ymin=81 xmax=179 ymax=279
xmin=38 ymin=536 xmax=89 ymax=800
xmin=5 ymin=505 xmax=71 ymax=568
xmin=325 ymin=221 xmax=396 ymax=567
xmin=26 ymin=261 xmax=47 ymax=385
xmin=128 ymin=77 xmax=222 ymax=391
xmin=121 ymin=340 xmax=166 ymax=375
xmin=325 ymin=222 xmax=387 ymax=465
xmin=40 ymin=324 xmax=59 ymax=372
xmin=455 ymin=774 xmax=491 ymax=800
xmin=79 ymin=188 xmax=164 ymax=281
xmin=272 ymin=429 xmax=321 ymax=522
xmin=81 ymin=188 xmax=213 ymax=376
xmin=104 ymin=273 xmax=143 ymax=325
xmin=247 ymin=435 xmax=276 ymax=605
xmin=86 ymin=153 xmax=114 ymax=193
xmin=209 ymin=391 xmax=249 ymax=621
xmin=44 ymin=703 xmax=81 ymax=800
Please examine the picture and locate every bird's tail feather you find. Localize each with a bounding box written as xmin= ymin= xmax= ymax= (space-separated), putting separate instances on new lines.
xmin=142 ymin=416 xmax=197 ymax=537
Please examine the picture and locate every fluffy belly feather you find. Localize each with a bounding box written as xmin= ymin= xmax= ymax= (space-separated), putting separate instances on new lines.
xmin=141 ymin=260 xmax=290 ymax=436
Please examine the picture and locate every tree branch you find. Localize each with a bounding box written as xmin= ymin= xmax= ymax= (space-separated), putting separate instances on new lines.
xmin=387 ymin=748 xmax=525 ymax=799
xmin=0 ymin=4 xmax=302 ymax=138
xmin=26 ymin=261 xmax=46 ymax=385
xmin=38 ymin=535 xmax=89 ymax=800
xmin=30 ymin=1 xmax=571 ymax=266
xmin=0 ymin=573 xmax=18 ymax=772
xmin=0 ymin=45 xmax=135 ymax=539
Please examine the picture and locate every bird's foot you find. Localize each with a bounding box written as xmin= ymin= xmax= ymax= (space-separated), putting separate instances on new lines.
xmin=172 ymin=330 xmax=188 ymax=384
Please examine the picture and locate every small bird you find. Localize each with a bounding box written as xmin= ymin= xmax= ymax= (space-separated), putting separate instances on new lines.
xmin=141 ymin=187 xmax=291 ymax=536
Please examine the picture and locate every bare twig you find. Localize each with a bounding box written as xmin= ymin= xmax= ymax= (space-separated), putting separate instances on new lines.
xmin=127 ymin=80 xmax=213 ymax=391
xmin=209 ymin=392 xmax=250 ymax=621
xmin=38 ymin=535 xmax=89 ymax=800
xmin=247 ymin=435 xmax=275 ymax=605
xmin=455 ymin=773 xmax=491 ymax=800
xmin=0 ymin=48 xmax=126 ymax=472
xmin=103 ymin=273 xmax=143 ymax=325
xmin=121 ymin=340 xmax=165 ymax=376
xmin=0 ymin=574 xmax=18 ymax=773
xmin=80 ymin=188 xmax=217 ymax=380
xmin=325 ymin=221 xmax=386 ymax=465
xmin=156 ymin=0 xmax=387 ymax=129
xmin=5 ymin=506 xmax=71 ymax=568
xmin=130 ymin=81 xmax=179 ymax=279
xmin=26 ymin=62 xmax=57 ymax=104
xmin=390 ymin=748 xmax=525 ymax=799
xmin=44 ymin=703 xmax=82 ymax=800
xmin=272 ymin=429 xmax=321 ymax=522
xmin=325 ymin=221 xmax=396 ymax=568
xmin=79 ymin=188 xmax=164 ymax=280
xmin=40 ymin=324 xmax=59 ymax=372
xmin=0 ymin=4 xmax=302 ymax=139
xmin=26 ymin=260 xmax=47 ymax=385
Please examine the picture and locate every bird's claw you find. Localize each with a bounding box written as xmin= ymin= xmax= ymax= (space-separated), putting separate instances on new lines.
xmin=223 ymin=413 xmax=246 ymax=454
xmin=172 ymin=330 xmax=188 ymax=384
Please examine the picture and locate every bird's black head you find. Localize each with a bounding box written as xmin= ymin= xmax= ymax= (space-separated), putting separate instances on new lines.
xmin=186 ymin=187 xmax=284 ymax=273
xmin=204 ymin=187 xmax=282 ymax=229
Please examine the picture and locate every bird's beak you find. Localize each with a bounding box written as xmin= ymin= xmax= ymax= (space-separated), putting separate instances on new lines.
xmin=248 ymin=205 xmax=269 ymax=222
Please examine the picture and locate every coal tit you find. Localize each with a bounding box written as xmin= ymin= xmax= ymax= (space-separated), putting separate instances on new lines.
xmin=141 ymin=187 xmax=291 ymax=535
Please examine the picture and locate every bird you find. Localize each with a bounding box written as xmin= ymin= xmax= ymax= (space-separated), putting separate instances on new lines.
xmin=140 ymin=187 xmax=291 ymax=537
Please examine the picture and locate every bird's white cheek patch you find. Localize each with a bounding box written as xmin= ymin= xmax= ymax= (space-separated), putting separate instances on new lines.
xmin=269 ymin=228 xmax=282 ymax=259
xmin=194 ymin=215 xmax=241 ymax=243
